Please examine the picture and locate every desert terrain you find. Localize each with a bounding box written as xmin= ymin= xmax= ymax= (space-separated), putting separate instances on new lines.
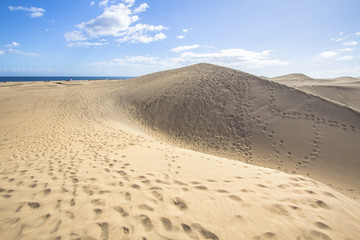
xmin=0 ymin=63 xmax=359 ymax=239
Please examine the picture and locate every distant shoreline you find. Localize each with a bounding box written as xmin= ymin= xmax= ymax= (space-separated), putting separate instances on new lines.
xmin=0 ymin=76 xmax=134 ymax=82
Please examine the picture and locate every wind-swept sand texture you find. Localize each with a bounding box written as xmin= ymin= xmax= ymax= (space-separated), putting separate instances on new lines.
xmin=271 ymin=74 xmax=360 ymax=111
xmin=0 ymin=64 xmax=359 ymax=239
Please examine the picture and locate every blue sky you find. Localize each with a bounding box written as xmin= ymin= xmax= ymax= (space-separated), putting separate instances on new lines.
xmin=0 ymin=0 xmax=359 ymax=77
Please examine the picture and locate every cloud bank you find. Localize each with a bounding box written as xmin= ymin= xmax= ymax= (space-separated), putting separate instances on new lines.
xmin=65 ymin=0 xmax=167 ymax=47
xmin=93 ymin=48 xmax=288 ymax=70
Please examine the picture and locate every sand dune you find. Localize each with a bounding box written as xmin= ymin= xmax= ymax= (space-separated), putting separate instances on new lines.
xmin=0 ymin=64 xmax=360 ymax=239
xmin=271 ymin=74 xmax=360 ymax=111
xmin=122 ymin=63 xmax=360 ymax=199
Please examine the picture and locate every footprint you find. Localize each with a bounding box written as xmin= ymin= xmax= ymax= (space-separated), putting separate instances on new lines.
xmin=114 ymin=206 xmax=129 ymax=217
xmin=91 ymin=199 xmax=105 ymax=206
xmin=310 ymin=230 xmax=331 ymax=240
xmin=28 ymin=202 xmax=40 ymax=209
xmin=98 ymin=222 xmax=109 ymax=240
xmin=270 ymin=204 xmax=289 ymax=216
xmin=55 ymin=200 xmax=62 ymax=209
xmin=217 ymin=187 xmax=229 ymax=193
xmin=131 ymin=184 xmax=141 ymax=190
xmin=124 ymin=192 xmax=131 ymax=201
xmin=173 ymin=197 xmax=188 ymax=211
xmin=139 ymin=204 xmax=154 ymax=211
xmin=66 ymin=211 xmax=75 ymax=219
xmin=151 ymin=191 xmax=163 ymax=201
xmin=181 ymin=223 xmax=192 ymax=232
xmin=51 ymin=220 xmax=62 ymax=233
xmin=314 ymin=222 xmax=331 ymax=230
xmin=194 ymin=185 xmax=208 ymax=190
xmin=174 ymin=180 xmax=188 ymax=186
xmin=15 ymin=204 xmax=23 ymax=213
xmin=122 ymin=226 xmax=129 ymax=234
xmin=229 ymin=195 xmax=243 ymax=202
xmin=191 ymin=223 xmax=219 ymax=240
xmin=139 ymin=215 xmax=153 ymax=231
xmin=315 ymin=200 xmax=329 ymax=209
xmin=94 ymin=208 xmax=103 ymax=215
xmin=43 ymin=188 xmax=51 ymax=195
xmin=254 ymin=232 xmax=277 ymax=240
xmin=160 ymin=217 xmax=172 ymax=231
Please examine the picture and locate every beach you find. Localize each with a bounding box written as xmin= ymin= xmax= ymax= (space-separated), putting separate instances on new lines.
xmin=0 ymin=63 xmax=359 ymax=239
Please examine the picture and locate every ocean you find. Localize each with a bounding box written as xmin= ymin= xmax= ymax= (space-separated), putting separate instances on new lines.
xmin=0 ymin=76 xmax=133 ymax=82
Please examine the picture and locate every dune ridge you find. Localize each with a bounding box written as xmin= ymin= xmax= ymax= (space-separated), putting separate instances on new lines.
xmin=271 ymin=73 xmax=360 ymax=111
xmin=121 ymin=63 xmax=360 ymax=199
xmin=0 ymin=64 xmax=359 ymax=239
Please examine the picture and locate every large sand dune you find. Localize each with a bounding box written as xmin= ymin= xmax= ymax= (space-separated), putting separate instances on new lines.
xmin=122 ymin=63 xmax=360 ymax=199
xmin=0 ymin=64 xmax=359 ymax=239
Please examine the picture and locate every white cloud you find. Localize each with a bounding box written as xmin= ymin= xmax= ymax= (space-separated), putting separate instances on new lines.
xmin=116 ymin=25 xmax=167 ymax=43
xmin=337 ymin=56 xmax=354 ymax=61
xmin=77 ymin=4 xmax=135 ymax=37
xmin=338 ymin=48 xmax=353 ymax=52
xmin=171 ymin=44 xmax=200 ymax=53
xmin=319 ymin=51 xmax=338 ymax=58
xmin=108 ymin=56 xmax=160 ymax=65
xmin=90 ymin=1 xmax=95 ymax=6
xmin=331 ymin=36 xmax=347 ymax=42
xmin=6 ymin=42 xmax=20 ymax=48
xmin=64 ymin=30 xmax=87 ymax=41
xmin=153 ymin=33 xmax=167 ymax=41
xmin=134 ymin=3 xmax=148 ymax=13
xmin=0 ymin=51 xmax=4 ymax=55
xmin=356 ymin=32 xmax=360 ymax=35
xmin=343 ymin=41 xmax=358 ymax=46
xmin=8 ymin=6 xmax=45 ymax=18
xmin=174 ymin=49 xmax=288 ymax=68
xmin=124 ymin=0 xmax=136 ymax=7
xmin=67 ymin=41 xmax=108 ymax=48
xmin=31 ymin=12 xmax=43 ymax=18
xmin=65 ymin=2 xmax=167 ymax=46
xmin=99 ymin=0 xmax=109 ymax=6
xmin=8 ymin=49 xmax=40 ymax=57
xmin=93 ymin=48 xmax=288 ymax=69
xmin=117 ymin=32 xmax=166 ymax=43
xmin=176 ymin=28 xmax=192 ymax=39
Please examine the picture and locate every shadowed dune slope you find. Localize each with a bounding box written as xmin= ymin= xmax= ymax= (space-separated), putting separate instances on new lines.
xmin=122 ymin=63 xmax=360 ymax=199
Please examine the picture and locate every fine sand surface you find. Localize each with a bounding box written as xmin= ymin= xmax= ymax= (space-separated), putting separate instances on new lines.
xmin=271 ymin=73 xmax=360 ymax=111
xmin=0 ymin=63 xmax=359 ymax=239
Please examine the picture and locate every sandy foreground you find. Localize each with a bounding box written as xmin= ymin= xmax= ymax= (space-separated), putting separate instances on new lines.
xmin=0 ymin=64 xmax=359 ymax=239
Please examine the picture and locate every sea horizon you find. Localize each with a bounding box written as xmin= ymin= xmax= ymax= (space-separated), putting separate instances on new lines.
xmin=0 ymin=76 xmax=134 ymax=82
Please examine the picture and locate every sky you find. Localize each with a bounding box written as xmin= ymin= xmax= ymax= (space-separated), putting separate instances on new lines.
xmin=0 ymin=0 xmax=359 ymax=77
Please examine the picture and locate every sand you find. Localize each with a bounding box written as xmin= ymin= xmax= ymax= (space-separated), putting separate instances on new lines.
xmin=271 ymin=74 xmax=360 ymax=111
xmin=0 ymin=63 xmax=359 ymax=239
